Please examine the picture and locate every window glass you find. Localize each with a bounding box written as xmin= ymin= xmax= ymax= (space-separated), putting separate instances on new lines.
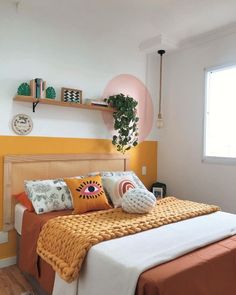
xmin=205 ymin=65 xmax=236 ymax=158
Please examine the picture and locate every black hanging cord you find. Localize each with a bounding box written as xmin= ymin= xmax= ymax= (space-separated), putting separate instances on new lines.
xmin=157 ymin=50 xmax=165 ymax=116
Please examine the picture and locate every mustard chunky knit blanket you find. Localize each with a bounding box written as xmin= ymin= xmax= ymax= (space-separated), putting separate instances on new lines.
xmin=37 ymin=197 xmax=220 ymax=282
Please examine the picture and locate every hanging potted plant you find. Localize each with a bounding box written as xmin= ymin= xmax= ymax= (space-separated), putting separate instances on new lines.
xmin=105 ymin=93 xmax=139 ymax=154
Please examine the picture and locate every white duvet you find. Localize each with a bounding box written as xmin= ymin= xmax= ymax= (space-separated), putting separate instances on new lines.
xmin=52 ymin=211 xmax=236 ymax=295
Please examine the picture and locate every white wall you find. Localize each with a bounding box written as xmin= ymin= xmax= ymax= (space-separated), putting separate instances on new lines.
xmin=0 ymin=1 xmax=158 ymax=140
xmin=158 ymin=32 xmax=236 ymax=213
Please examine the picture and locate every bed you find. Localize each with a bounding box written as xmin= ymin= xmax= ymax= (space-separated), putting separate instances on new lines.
xmin=4 ymin=154 xmax=236 ymax=295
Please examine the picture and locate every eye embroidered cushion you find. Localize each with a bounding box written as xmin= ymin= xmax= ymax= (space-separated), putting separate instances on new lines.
xmin=64 ymin=175 xmax=112 ymax=214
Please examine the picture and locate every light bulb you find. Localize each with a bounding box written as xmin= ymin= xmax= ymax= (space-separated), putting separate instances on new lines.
xmin=157 ymin=113 xmax=164 ymax=128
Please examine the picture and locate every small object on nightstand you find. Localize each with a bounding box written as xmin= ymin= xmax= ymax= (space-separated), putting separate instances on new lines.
xmin=151 ymin=182 xmax=166 ymax=199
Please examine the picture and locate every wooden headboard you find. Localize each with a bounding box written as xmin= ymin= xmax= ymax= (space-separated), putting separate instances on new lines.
xmin=3 ymin=153 xmax=129 ymax=231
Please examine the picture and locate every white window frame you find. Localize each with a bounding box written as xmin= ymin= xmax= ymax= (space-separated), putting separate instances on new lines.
xmin=203 ymin=62 xmax=236 ymax=165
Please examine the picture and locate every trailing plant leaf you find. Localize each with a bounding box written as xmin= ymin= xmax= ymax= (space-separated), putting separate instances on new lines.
xmin=106 ymin=93 xmax=139 ymax=154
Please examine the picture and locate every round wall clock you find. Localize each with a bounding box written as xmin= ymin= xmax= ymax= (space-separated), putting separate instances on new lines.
xmin=11 ymin=114 xmax=33 ymax=135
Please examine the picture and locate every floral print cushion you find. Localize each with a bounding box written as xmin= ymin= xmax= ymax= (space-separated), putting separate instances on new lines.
xmin=25 ymin=178 xmax=73 ymax=214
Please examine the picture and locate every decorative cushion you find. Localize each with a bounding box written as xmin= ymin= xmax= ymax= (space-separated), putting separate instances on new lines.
xmin=25 ymin=179 xmax=73 ymax=214
xmin=122 ymin=188 xmax=156 ymax=214
xmin=101 ymin=171 xmax=146 ymax=189
xmin=64 ymin=175 xmax=112 ymax=214
xmin=102 ymin=176 xmax=137 ymax=208
xmin=90 ymin=171 xmax=146 ymax=207
xmin=13 ymin=191 xmax=35 ymax=212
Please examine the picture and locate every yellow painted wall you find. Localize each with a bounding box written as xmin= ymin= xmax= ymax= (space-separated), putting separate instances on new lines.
xmin=0 ymin=136 xmax=157 ymax=259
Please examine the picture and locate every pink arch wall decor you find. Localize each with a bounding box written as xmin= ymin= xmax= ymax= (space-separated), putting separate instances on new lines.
xmin=102 ymin=74 xmax=154 ymax=142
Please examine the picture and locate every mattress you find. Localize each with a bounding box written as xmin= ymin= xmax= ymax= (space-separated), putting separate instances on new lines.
xmin=14 ymin=203 xmax=27 ymax=235
xmin=18 ymin=209 xmax=236 ymax=295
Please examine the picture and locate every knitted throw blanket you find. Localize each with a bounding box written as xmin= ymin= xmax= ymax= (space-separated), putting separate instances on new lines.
xmin=37 ymin=197 xmax=220 ymax=283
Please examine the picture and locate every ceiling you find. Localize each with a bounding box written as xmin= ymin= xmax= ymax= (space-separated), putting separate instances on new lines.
xmin=5 ymin=0 xmax=236 ymax=47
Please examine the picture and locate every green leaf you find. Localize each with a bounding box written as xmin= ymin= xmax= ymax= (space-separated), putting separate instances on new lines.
xmin=109 ymin=93 xmax=139 ymax=154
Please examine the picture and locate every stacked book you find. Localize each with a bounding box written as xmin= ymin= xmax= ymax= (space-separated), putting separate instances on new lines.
xmin=30 ymin=78 xmax=46 ymax=98
xmin=90 ymin=100 xmax=109 ymax=107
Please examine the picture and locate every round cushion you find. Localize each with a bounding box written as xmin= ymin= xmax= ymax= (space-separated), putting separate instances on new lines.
xmin=122 ymin=188 xmax=156 ymax=214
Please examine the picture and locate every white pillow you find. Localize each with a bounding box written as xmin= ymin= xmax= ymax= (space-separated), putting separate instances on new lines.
xmin=102 ymin=176 xmax=137 ymax=208
xmin=122 ymin=188 xmax=156 ymax=214
xmin=25 ymin=178 xmax=73 ymax=214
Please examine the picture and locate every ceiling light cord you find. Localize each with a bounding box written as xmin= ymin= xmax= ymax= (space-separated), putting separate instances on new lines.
xmin=14 ymin=1 xmax=21 ymax=13
xmin=157 ymin=49 xmax=165 ymax=128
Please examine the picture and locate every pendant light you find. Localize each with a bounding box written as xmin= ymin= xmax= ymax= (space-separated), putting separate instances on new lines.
xmin=157 ymin=49 xmax=165 ymax=128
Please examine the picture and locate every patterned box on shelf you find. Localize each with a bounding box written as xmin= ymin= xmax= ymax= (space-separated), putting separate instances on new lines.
xmin=61 ymin=87 xmax=82 ymax=103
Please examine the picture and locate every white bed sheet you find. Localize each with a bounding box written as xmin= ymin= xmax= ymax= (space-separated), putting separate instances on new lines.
xmin=14 ymin=203 xmax=27 ymax=235
xmin=53 ymin=211 xmax=236 ymax=295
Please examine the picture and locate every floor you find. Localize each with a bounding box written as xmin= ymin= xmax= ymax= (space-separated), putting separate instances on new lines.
xmin=0 ymin=265 xmax=34 ymax=295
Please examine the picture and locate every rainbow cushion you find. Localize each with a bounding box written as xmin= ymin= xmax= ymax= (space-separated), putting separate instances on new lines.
xmin=102 ymin=176 xmax=139 ymax=207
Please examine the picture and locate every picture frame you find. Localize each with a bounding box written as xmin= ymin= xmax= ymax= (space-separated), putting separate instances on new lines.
xmin=152 ymin=187 xmax=163 ymax=200
xmin=61 ymin=87 xmax=82 ymax=103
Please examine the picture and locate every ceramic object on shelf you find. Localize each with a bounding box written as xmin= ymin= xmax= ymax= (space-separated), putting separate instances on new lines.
xmin=17 ymin=83 xmax=31 ymax=96
xmin=11 ymin=114 xmax=33 ymax=135
xmin=46 ymin=87 xmax=56 ymax=99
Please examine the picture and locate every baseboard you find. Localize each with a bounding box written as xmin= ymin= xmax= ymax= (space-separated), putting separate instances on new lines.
xmin=0 ymin=256 xmax=16 ymax=268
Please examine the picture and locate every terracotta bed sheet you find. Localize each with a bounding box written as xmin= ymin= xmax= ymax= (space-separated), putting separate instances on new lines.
xmin=19 ymin=210 xmax=236 ymax=295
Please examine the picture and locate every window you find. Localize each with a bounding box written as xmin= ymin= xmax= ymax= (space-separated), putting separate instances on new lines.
xmin=204 ymin=64 xmax=236 ymax=161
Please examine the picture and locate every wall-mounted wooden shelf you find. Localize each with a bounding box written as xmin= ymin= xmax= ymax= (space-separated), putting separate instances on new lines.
xmin=14 ymin=95 xmax=115 ymax=113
